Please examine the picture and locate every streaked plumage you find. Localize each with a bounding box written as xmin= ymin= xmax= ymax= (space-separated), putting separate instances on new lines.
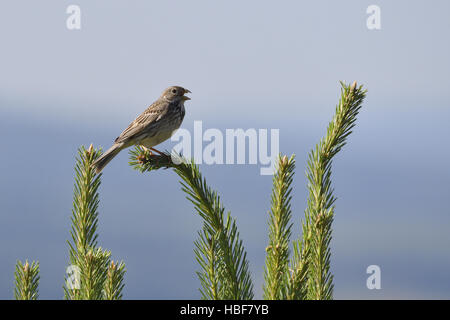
xmin=92 ymin=86 xmax=190 ymax=173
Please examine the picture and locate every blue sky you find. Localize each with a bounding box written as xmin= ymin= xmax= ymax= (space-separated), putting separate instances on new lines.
xmin=0 ymin=0 xmax=449 ymax=299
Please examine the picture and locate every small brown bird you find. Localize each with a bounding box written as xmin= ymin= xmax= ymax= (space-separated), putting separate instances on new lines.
xmin=92 ymin=86 xmax=191 ymax=173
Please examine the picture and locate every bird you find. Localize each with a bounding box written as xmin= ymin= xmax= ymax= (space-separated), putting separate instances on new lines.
xmin=91 ymin=86 xmax=191 ymax=174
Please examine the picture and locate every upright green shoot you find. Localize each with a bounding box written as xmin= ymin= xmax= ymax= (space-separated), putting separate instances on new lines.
xmin=104 ymin=260 xmax=127 ymax=300
xmin=65 ymin=144 xmax=126 ymax=300
xmin=14 ymin=260 xmax=40 ymax=300
xmin=263 ymin=155 xmax=295 ymax=299
xmin=302 ymin=81 xmax=366 ymax=299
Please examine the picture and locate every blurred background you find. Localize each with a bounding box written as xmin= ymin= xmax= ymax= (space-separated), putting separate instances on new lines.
xmin=0 ymin=0 xmax=449 ymax=299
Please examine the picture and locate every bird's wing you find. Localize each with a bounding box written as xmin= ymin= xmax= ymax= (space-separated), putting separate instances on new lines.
xmin=114 ymin=100 xmax=169 ymax=144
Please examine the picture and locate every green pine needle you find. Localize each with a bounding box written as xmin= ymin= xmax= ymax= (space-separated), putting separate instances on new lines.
xmin=104 ymin=260 xmax=126 ymax=300
xmin=14 ymin=260 xmax=40 ymax=300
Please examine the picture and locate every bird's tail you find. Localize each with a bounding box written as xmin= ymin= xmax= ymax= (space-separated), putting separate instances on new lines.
xmin=92 ymin=144 xmax=123 ymax=174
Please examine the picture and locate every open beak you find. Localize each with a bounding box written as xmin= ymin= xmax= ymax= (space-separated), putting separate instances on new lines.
xmin=182 ymin=89 xmax=191 ymax=100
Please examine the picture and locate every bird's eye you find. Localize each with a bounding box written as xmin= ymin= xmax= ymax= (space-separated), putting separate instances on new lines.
xmin=171 ymin=89 xmax=177 ymax=94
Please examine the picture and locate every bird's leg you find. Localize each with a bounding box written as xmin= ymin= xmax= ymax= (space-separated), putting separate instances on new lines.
xmin=150 ymin=147 xmax=163 ymax=155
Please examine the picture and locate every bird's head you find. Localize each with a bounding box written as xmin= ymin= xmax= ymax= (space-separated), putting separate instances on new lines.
xmin=162 ymin=86 xmax=191 ymax=103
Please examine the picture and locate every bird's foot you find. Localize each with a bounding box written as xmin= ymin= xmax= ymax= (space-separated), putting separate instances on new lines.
xmin=140 ymin=146 xmax=154 ymax=156
xmin=137 ymin=154 xmax=147 ymax=164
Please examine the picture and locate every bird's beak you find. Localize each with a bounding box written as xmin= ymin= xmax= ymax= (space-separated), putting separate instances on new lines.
xmin=182 ymin=89 xmax=191 ymax=100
